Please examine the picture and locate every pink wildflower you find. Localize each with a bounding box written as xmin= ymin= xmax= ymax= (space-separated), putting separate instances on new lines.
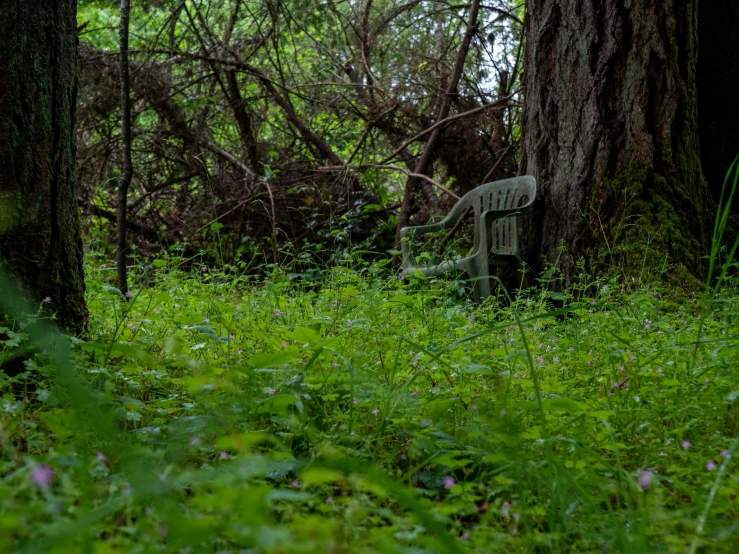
xmin=681 ymin=440 xmax=691 ymax=450
xmin=638 ymin=469 xmax=653 ymax=490
xmin=721 ymin=450 xmax=730 ymax=459
xmin=219 ymin=451 xmax=228 ymax=460
xmin=292 ymin=480 xmax=300 ymax=487
xmin=443 ymin=476 xmax=455 ymax=489
xmin=706 ymin=460 xmax=717 ymax=471
xmin=31 ymin=466 xmax=53 ymax=489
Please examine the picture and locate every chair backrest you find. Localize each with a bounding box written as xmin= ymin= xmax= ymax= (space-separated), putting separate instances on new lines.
xmin=448 ymin=176 xmax=536 ymax=256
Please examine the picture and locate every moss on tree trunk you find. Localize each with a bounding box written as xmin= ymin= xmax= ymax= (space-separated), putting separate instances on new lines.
xmin=520 ymin=0 xmax=712 ymax=286
xmin=0 ymin=0 xmax=87 ymax=334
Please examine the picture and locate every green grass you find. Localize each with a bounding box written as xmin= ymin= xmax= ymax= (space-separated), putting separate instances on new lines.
xmin=1 ymin=256 xmax=738 ymax=553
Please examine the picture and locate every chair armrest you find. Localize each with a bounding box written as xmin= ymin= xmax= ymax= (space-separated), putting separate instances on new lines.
xmin=399 ymin=220 xmax=451 ymax=239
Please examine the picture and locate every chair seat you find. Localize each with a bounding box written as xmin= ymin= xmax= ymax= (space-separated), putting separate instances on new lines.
xmin=403 ymin=253 xmax=519 ymax=275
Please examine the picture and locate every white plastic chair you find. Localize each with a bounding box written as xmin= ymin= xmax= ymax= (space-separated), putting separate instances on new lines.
xmin=400 ymin=176 xmax=536 ymax=300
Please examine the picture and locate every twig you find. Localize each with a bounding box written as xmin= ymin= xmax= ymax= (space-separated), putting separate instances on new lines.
xmin=194 ymin=197 xmax=252 ymax=234
xmin=200 ymin=140 xmax=256 ymax=178
xmin=480 ymin=145 xmax=511 ymax=185
xmin=319 ymin=163 xmax=460 ymax=200
xmin=380 ymin=95 xmax=514 ymax=165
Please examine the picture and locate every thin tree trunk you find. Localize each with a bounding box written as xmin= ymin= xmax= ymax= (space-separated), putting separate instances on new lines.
xmin=117 ymin=0 xmax=134 ymax=297
xmin=393 ymin=0 xmax=481 ymax=257
xmin=221 ymin=1 xmax=260 ymax=172
xmin=0 ymin=0 xmax=87 ymax=334
xmin=520 ymin=0 xmax=712 ymax=284
xmin=225 ymin=71 xmax=260 ymax=172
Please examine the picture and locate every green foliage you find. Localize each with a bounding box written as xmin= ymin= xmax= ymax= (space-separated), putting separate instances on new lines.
xmin=2 ymin=256 xmax=739 ymax=552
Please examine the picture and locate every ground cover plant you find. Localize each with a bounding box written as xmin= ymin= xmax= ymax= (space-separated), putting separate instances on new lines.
xmin=1 ymin=247 xmax=738 ymax=553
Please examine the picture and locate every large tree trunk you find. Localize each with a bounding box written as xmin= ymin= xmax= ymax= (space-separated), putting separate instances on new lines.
xmin=520 ymin=0 xmax=712 ymax=284
xmin=698 ymin=1 xmax=739 ymax=200
xmin=0 ymin=0 xmax=87 ymax=334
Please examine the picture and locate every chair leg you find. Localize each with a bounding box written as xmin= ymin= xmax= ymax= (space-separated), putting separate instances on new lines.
xmin=471 ymin=276 xmax=483 ymax=302
xmin=470 ymin=264 xmax=491 ymax=302
xmin=478 ymin=272 xmax=491 ymax=300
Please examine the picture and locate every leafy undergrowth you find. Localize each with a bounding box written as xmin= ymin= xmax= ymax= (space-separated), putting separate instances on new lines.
xmin=1 ymin=259 xmax=739 ymax=553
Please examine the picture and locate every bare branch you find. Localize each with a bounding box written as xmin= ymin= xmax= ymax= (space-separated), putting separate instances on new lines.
xmin=319 ymin=163 xmax=460 ymax=200
xmin=380 ymin=94 xmax=515 ymax=164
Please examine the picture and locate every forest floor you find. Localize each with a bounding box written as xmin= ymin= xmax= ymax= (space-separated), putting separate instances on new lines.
xmin=2 ymin=257 xmax=739 ymax=553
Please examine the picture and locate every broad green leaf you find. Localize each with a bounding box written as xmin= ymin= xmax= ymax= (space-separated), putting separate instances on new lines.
xmin=248 ymin=348 xmax=298 ymax=368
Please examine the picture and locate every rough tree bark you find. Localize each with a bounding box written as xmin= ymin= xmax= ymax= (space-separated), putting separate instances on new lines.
xmin=520 ymin=0 xmax=712 ymax=284
xmin=117 ymin=0 xmax=134 ymax=297
xmin=0 ymin=0 xmax=87 ymax=334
